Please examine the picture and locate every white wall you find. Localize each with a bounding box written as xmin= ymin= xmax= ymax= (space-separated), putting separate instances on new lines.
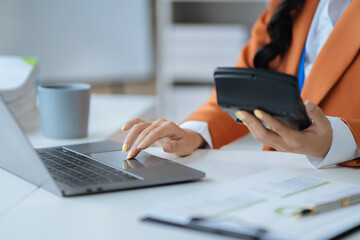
xmin=0 ymin=0 xmax=153 ymax=82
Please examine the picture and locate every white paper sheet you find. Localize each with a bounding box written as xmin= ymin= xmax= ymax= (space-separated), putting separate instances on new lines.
xmin=145 ymin=169 xmax=360 ymax=240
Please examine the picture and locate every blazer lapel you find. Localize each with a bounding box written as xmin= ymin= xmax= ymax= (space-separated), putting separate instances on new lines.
xmin=301 ymin=0 xmax=360 ymax=105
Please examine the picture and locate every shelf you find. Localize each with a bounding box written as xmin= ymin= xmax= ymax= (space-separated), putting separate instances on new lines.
xmin=156 ymin=0 xmax=268 ymax=117
xmin=172 ymin=1 xmax=267 ymax=27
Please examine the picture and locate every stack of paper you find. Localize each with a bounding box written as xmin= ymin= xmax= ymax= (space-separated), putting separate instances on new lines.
xmin=0 ymin=56 xmax=40 ymax=131
xmin=169 ymin=24 xmax=249 ymax=82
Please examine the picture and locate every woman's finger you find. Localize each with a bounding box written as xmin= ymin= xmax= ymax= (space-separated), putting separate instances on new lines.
xmin=136 ymin=121 xmax=181 ymax=152
xmin=253 ymin=109 xmax=297 ymax=138
xmin=122 ymin=121 xmax=151 ymax=153
xmin=236 ymin=111 xmax=281 ymax=147
xmin=128 ymin=119 xmax=167 ymax=158
xmin=121 ymin=118 xmax=144 ymax=131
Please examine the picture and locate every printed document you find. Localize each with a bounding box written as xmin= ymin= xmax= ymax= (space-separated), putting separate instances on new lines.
xmin=144 ymin=169 xmax=360 ymax=240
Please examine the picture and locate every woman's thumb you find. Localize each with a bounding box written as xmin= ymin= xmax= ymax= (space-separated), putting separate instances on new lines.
xmin=305 ymin=100 xmax=328 ymax=129
xmin=161 ymin=139 xmax=193 ymax=156
xmin=162 ymin=141 xmax=174 ymax=153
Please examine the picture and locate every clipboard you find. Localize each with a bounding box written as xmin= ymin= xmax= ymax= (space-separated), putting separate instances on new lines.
xmin=142 ymin=216 xmax=268 ymax=240
xmin=141 ymin=170 xmax=360 ymax=240
xmin=142 ymin=216 xmax=360 ymax=240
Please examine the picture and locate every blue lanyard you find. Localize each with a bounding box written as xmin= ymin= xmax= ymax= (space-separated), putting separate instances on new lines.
xmin=297 ymin=44 xmax=306 ymax=93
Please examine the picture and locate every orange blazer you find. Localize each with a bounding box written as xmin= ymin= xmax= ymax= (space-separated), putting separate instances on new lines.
xmin=183 ymin=0 xmax=360 ymax=166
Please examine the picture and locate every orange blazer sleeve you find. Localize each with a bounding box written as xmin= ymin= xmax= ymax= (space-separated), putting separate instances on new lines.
xmin=183 ymin=0 xmax=282 ymax=149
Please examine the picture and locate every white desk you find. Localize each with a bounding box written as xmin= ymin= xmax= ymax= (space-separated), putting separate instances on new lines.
xmin=1 ymin=94 xmax=360 ymax=240
xmin=1 ymin=149 xmax=360 ymax=240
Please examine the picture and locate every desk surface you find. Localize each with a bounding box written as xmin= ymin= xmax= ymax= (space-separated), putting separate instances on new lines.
xmin=1 ymin=149 xmax=360 ymax=240
xmin=1 ymin=94 xmax=360 ymax=240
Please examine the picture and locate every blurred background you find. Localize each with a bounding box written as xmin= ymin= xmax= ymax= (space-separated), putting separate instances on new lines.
xmin=0 ymin=0 xmax=267 ymax=124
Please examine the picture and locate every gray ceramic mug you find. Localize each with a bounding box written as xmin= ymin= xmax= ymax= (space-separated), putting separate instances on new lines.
xmin=38 ymin=83 xmax=91 ymax=139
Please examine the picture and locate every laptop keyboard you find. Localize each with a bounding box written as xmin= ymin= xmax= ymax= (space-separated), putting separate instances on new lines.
xmin=37 ymin=148 xmax=139 ymax=187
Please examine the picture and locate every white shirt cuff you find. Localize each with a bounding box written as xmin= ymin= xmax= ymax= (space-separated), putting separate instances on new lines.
xmin=180 ymin=121 xmax=213 ymax=149
xmin=307 ymin=117 xmax=360 ymax=168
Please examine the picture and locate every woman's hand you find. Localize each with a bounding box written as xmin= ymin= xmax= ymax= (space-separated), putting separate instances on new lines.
xmin=121 ymin=118 xmax=205 ymax=159
xmin=235 ymin=101 xmax=332 ymax=157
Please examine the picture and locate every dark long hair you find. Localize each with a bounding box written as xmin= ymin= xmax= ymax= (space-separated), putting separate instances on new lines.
xmin=253 ymin=0 xmax=305 ymax=69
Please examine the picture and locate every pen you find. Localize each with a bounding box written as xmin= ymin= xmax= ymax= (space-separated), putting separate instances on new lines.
xmin=293 ymin=192 xmax=360 ymax=217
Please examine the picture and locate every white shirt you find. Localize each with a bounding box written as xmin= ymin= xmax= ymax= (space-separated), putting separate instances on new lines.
xmin=181 ymin=0 xmax=360 ymax=168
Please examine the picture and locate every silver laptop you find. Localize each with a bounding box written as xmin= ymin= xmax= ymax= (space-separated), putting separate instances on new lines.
xmin=0 ymin=96 xmax=205 ymax=197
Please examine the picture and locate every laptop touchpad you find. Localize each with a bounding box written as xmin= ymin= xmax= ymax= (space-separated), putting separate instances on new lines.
xmin=89 ymin=150 xmax=173 ymax=171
